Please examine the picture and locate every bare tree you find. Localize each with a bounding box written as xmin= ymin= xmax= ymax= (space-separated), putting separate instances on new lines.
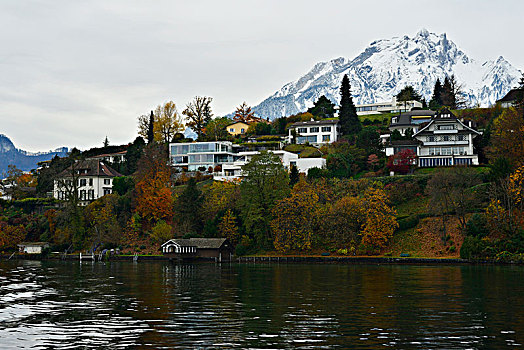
xmin=183 ymin=96 xmax=213 ymax=140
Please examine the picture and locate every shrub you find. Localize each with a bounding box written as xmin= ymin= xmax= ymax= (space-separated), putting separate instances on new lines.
xmin=465 ymin=213 xmax=488 ymax=237
xmin=150 ymin=220 xmax=172 ymax=243
xmin=397 ymin=215 xmax=419 ymax=231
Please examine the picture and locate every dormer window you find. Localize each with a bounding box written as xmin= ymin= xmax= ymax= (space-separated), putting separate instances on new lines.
xmin=439 ymin=125 xmax=455 ymax=130
xmin=392 ymin=117 xmax=398 ymax=124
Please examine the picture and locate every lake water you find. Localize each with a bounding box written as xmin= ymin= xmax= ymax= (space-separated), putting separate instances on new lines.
xmin=1 ymin=260 xmax=523 ymax=349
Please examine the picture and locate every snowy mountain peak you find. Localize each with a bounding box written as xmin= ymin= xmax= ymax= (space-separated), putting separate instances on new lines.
xmin=253 ymin=29 xmax=521 ymax=119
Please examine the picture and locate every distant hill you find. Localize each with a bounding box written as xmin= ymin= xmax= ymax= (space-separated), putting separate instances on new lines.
xmin=0 ymin=134 xmax=68 ymax=175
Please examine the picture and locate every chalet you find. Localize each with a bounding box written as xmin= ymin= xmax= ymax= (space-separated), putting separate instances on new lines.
xmin=53 ymin=159 xmax=122 ymax=205
xmin=389 ymin=110 xmax=436 ymax=136
xmin=287 ymin=119 xmax=340 ymax=145
xmin=161 ymin=238 xmax=233 ymax=261
xmin=385 ymin=109 xmax=481 ymax=167
xmin=18 ymin=242 xmax=49 ymax=254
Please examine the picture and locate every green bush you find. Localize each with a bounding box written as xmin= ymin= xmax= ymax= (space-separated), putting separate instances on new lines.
xmin=466 ymin=213 xmax=488 ymax=237
xmin=150 ymin=220 xmax=172 ymax=243
xmin=397 ymin=215 xmax=420 ymax=231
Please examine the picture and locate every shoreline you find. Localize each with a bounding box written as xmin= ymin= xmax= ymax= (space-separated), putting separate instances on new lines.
xmin=1 ymin=253 xmax=523 ymax=265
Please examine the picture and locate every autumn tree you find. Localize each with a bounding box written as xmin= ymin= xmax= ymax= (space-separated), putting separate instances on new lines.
xmin=183 ymin=96 xmax=213 ymax=140
xmin=203 ymin=180 xmax=240 ymax=219
xmin=360 ymin=187 xmax=398 ymax=252
xmin=138 ymin=101 xmax=184 ymax=143
xmin=134 ymin=144 xmax=174 ymax=228
xmin=218 ymin=209 xmax=240 ymax=245
xmin=386 ymin=149 xmax=417 ymax=175
xmin=490 ymin=107 xmax=524 ymax=168
xmin=234 ymin=102 xmax=255 ymax=122
xmin=85 ymin=193 xmax=121 ymax=249
xmin=240 ymin=151 xmax=290 ymax=248
xmin=271 ymin=179 xmax=319 ymax=252
xmin=338 ymin=74 xmax=361 ymax=136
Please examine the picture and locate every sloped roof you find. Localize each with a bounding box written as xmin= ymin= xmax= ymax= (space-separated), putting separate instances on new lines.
xmin=413 ymin=108 xmax=481 ymax=137
xmin=58 ymin=159 xmax=122 ymax=178
xmin=87 ymin=150 xmax=127 ymax=159
xmin=161 ymin=238 xmax=228 ymax=249
xmin=390 ymin=110 xmax=436 ymax=126
xmin=496 ymin=88 xmax=523 ymax=103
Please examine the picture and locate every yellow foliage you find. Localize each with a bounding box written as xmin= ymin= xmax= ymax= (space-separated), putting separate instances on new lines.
xmin=360 ymin=187 xmax=398 ymax=251
xmin=218 ymin=209 xmax=240 ymax=245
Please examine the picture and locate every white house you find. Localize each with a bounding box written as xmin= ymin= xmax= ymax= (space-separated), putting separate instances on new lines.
xmin=18 ymin=242 xmax=49 ymax=254
xmin=170 ymin=141 xmax=236 ymax=172
xmin=53 ymin=159 xmax=122 ymax=206
xmin=389 ymin=110 xmax=436 ymax=136
xmin=496 ymin=88 xmax=522 ymax=108
xmin=385 ymin=109 xmax=481 ymax=167
xmin=86 ymin=150 xmax=127 ymax=163
xmin=414 ymin=109 xmax=481 ymax=167
xmin=214 ymin=150 xmax=325 ymax=181
xmin=288 ymin=119 xmax=339 ymax=145
xmin=356 ymin=97 xmax=423 ymax=116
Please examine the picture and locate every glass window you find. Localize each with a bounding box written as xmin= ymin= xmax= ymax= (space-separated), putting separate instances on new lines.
xmin=229 ymin=128 xmax=234 ymax=132
xmin=439 ymin=124 xmax=455 ymax=130
xmin=310 ymin=127 xmax=319 ymax=133
xmin=297 ymin=128 xmax=307 ymax=133
xmin=79 ymin=179 xmax=87 ymax=187
xmin=89 ymin=178 xmax=93 ymax=186
xmin=104 ymin=179 xmax=111 ymax=185
xmin=427 ymin=136 xmax=436 ymax=142
xmin=322 ymin=135 xmax=330 ymax=142
xmin=321 ymin=126 xmax=331 ymax=132
xmin=240 ymin=128 xmax=245 ymax=133
xmin=457 ymin=134 xmax=466 ymax=141
xmin=442 ymin=147 xmax=452 ymax=155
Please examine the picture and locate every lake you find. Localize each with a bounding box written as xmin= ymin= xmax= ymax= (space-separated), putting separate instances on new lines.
xmin=1 ymin=260 xmax=523 ymax=349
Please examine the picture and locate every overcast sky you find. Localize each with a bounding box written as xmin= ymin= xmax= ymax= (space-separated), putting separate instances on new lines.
xmin=1 ymin=0 xmax=523 ymax=151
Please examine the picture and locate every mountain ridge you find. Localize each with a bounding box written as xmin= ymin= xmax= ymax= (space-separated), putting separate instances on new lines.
xmin=0 ymin=134 xmax=68 ymax=175
xmin=251 ymin=29 xmax=522 ymax=119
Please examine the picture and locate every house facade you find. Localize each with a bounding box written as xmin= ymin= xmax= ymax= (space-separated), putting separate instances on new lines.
xmin=288 ymin=119 xmax=339 ymax=145
xmin=53 ymin=159 xmax=122 ymax=206
xmin=161 ymin=238 xmax=233 ymax=261
xmin=225 ymin=121 xmax=250 ymax=136
xmin=356 ymin=97 xmax=423 ymax=116
xmin=18 ymin=242 xmax=49 ymax=254
xmin=385 ymin=109 xmax=481 ymax=167
xmin=414 ymin=109 xmax=481 ymax=167
xmin=86 ymin=150 xmax=127 ymax=163
xmin=389 ymin=110 xmax=436 ymax=136
xmin=170 ymin=141 xmax=236 ymax=171
xmin=496 ymin=88 xmax=523 ymax=108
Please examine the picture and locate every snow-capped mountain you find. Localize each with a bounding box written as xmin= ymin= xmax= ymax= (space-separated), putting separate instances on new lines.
xmin=253 ymin=29 xmax=521 ymax=119
xmin=0 ymin=134 xmax=68 ymax=175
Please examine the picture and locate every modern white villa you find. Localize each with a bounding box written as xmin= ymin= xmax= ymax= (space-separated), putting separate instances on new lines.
xmin=356 ymin=97 xmax=423 ymax=116
xmin=170 ymin=141 xmax=236 ymax=172
xmin=53 ymin=159 xmax=122 ymax=205
xmin=214 ymin=150 xmax=325 ymax=181
xmin=385 ymin=109 xmax=481 ymax=167
xmin=287 ymin=119 xmax=340 ymax=145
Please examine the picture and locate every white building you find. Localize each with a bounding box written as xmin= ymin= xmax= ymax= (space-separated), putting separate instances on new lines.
xmin=385 ymin=109 xmax=481 ymax=167
xmin=356 ymin=97 xmax=423 ymax=116
xmin=53 ymin=159 xmax=122 ymax=206
xmin=86 ymin=150 xmax=127 ymax=163
xmin=170 ymin=141 xmax=235 ymax=172
xmin=214 ymin=150 xmax=325 ymax=181
xmin=18 ymin=242 xmax=50 ymax=254
xmin=288 ymin=119 xmax=339 ymax=145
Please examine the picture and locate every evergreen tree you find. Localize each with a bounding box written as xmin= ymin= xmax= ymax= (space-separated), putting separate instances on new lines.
xmin=396 ymin=86 xmax=422 ymax=113
xmin=429 ymin=78 xmax=443 ymax=110
xmin=147 ymin=111 xmax=155 ymax=144
xmin=514 ymin=73 xmax=524 ymax=116
xmin=123 ymin=137 xmax=145 ymax=175
xmin=307 ymin=95 xmax=336 ymax=118
xmin=175 ymin=177 xmax=203 ymax=234
xmin=103 ymin=136 xmax=109 ymax=148
xmin=338 ymin=74 xmax=361 ymax=135
xmin=289 ymin=165 xmax=299 ymax=188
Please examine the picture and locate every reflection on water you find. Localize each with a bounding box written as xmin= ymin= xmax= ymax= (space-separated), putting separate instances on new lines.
xmin=1 ymin=261 xmax=524 ymax=349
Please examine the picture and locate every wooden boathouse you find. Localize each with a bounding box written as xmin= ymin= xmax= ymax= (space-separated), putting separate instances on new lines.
xmin=161 ymin=238 xmax=233 ymax=261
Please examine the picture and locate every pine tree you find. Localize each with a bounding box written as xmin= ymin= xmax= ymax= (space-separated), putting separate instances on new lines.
xmin=103 ymin=136 xmax=109 ymax=148
xmin=147 ymin=111 xmax=155 ymax=144
xmin=429 ymin=78 xmax=443 ymax=110
xmin=441 ymin=76 xmax=455 ymax=108
xmin=289 ymin=165 xmax=299 ymax=188
xmin=308 ymin=95 xmax=335 ymax=118
xmin=175 ymin=177 xmax=203 ymax=234
xmin=338 ymin=74 xmax=361 ymax=135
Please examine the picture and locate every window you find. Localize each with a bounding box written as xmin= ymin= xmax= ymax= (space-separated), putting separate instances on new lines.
xmin=296 ymin=135 xmax=317 ymax=144
xmin=442 ymin=135 xmax=450 ymax=141
xmin=103 ymin=189 xmax=111 ymax=195
xmin=391 ymin=117 xmax=398 ymax=124
xmin=439 ymin=124 xmax=455 ymax=130
xmin=457 ymin=134 xmax=466 ymax=141
xmin=322 ymin=135 xmax=330 ymax=142
xmin=427 ymin=136 xmax=436 ymax=142
xmin=321 ymin=126 xmax=331 ymax=132
xmin=104 ymin=179 xmax=111 ymax=185
xmin=310 ymin=127 xmax=319 ymax=133
xmin=88 ymin=190 xmax=94 ymax=200
xmin=240 ymin=128 xmax=245 ymax=133
xmin=79 ymin=179 xmax=87 ymax=187
xmin=79 ymin=190 xmax=86 ymax=200
xmin=89 ymin=178 xmax=93 ymax=186
xmin=297 ymin=128 xmax=307 ymax=134
xmin=442 ymin=147 xmax=452 ymax=155
xmin=229 ymin=128 xmax=234 ymax=132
